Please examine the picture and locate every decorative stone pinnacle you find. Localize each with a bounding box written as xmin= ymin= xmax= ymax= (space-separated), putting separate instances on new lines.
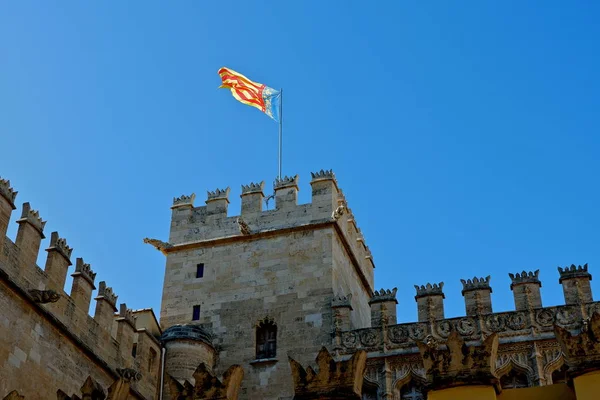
xmin=172 ymin=193 xmax=196 ymax=209
xmin=274 ymin=174 xmax=299 ymax=190
xmin=237 ymin=217 xmax=251 ymax=235
xmin=118 ymin=303 xmax=136 ymax=328
xmin=332 ymin=293 xmax=353 ymax=309
xmin=241 ymin=181 xmax=265 ymax=195
xmin=558 ymin=263 xmax=592 ymax=283
xmin=417 ymin=331 xmax=499 ymax=391
xmin=17 ymin=202 xmax=46 ymax=237
xmin=554 ymin=311 xmax=600 ymax=376
xmin=310 ymin=169 xmax=336 ymax=182
xmin=3 ymin=391 xmax=24 ymax=400
xmin=0 ymin=177 xmax=17 ymax=209
xmin=72 ymin=257 xmax=96 ymax=287
xmin=167 ymin=363 xmax=244 ymax=400
xmin=460 ymin=276 xmax=492 ymax=294
xmin=46 ymin=231 xmax=74 ymax=264
xmin=206 ymin=187 xmax=230 ymax=203
xmin=415 ymin=282 xmax=445 ymax=298
xmin=509 ymin=269 xmax=541 ymax=289
xmin=289 ymin=347 xmax=367 ymax=400
xmin=143 ymin=238 xmax=173 ymax=255
xmin=80 ymin=376 xmax=105 ymax=399
xmin=369 ymin=288 xmax=398 ymax=304
xmin=96 ymin=281 xmax=118 ymax=309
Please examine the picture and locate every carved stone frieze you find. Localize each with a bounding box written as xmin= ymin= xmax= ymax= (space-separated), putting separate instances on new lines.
xmin=535 ymin=309 xmax=555 ymax=327
xmin=456 ymin=318 xmax=477 ymax=336
xmin=28 ymin=289 xmax=61 ymax=303
xmin=484 ymin=314 xmax=506 ymax=333
xmin=555 ymin=306 xmax=578 ymax=326
xmin=388 ymin=325 xmax=409 ymax=344
xmin=359 ymin=329 xmax=380 ymax=347
xmin=554 ymin=311 xmax=600 ymax=376
xmin=289 ymin=347 xmax=367 ymax=400
xmin=408 ymin=323 xmax=427 ymax=341
xmin=416 ymin=331 xmax=499 ymax=392
xmin=342 ymin=331 xmax=358 ymax=349
xmin=434 ymin=320 xmax=452 ymax=338
xmin=506 ymin=312 xmax=527 ymax=331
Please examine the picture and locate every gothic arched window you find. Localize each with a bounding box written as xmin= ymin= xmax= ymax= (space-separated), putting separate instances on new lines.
xmin=256 ymin=318 xmax=277 ymax=359
xmin=500 ymin=369 xmax=529 ymax=389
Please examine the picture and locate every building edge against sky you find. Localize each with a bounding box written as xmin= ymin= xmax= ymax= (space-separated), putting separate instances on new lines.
xmin=1 ymin=171 xmax=600 ymax=399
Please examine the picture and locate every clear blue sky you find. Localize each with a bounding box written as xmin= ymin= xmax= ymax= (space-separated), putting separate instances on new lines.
xmin=1 ymin=2 xmax=599 ymax=321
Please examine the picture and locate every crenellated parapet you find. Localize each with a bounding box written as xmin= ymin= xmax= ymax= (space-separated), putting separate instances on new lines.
xmin=461 ymin=276 xmax=493 ymax=316
xmin=509 ymin=270 xmax=542 ymax=310
xmin=369 ymin=288 xmax=398 ymax=327
xmin=72 ymin=258 xmax=96 ymax=286
xmin=0 ymin=177 xmax=18 ymax=210
xmin=172 ymin=193 xmax=196 ymax=209
xmin=241 ymin=181 xmax=264 ymax=195
xmin=558 ymin=263 xmax=593 ymax=305
xmin=70 ymin=258 xmax=97 ymax=312
xmin=414 ymin=283 xmax=445 ymax=322
xmin=207 ymin=187 xmax=231 ymax=203
xmin=16 ymin=202 xmax=46 ymax=237
xmin=47 ymin=231 xmax=74 ymax=264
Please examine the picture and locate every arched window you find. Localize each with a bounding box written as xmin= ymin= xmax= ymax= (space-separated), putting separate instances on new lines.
xmin=400 ymin=383 xmax=424 ymax=400
xmin=551 ymin=364 xmax=569 ymax=384
xmin=256 ymin=318 xmax=277 ymax=359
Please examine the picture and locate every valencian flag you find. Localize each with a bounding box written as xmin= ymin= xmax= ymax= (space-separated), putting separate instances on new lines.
xmin=218 ymin=67 xmax=281 ymax=122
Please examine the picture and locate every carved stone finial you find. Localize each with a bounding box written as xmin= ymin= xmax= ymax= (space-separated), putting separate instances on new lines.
xmin=332 ymin=293 xmax=353 ymax=309
xmin=237 ymin=217 xmax=251 ymax=235
xmin=554 ymin=311 xmax=600 ymax=376
xmin=172 ymin=193 xmax=196 ymax=209
xmin=417 ymin=331 xmax=499 ymax=392
xmin=46 ymin=231 xmax=74 ymax=263
xmin=17 ymin=202 xmax=46 ymax=237
xmin=143 ymin=238 xmax=173 ymax=255
xmin=289 ymin=347 xmax=367 ymax=400
xmin=414 ymin=282 xmax=445 ymax=298
xmin=310 ymin=169 xmax=336 ymax=182
xmin=29 ymin=289 xmax=61 ymax=303
xmin=241 ymin=181 xmax=265 ymax=195
xmin=460 ymin=276 xmax=492 ymax=294
xmin=509 ymin=269 xmax=541 ymax=289
xmin=167 ymin=363 xmax=244 ymax=400
xmin=72 ymin=258 xmax=96 ymax=287
xmin=274 ymin=174 xmax=299 ymax=190
xmin=0 ymin=177 xmax=18 ymax=209
xmin=369 ymin=288 xmax=398 ymax=304
xmin=331 ymin=204 xmax=346 ymax=221
xmin=3 ymin=390 xmax=24 ymax=400
xmin=206 ymin=187 xmax=231 ymax=203
xmin=558 ymin=264 xmax=592 ymax=283
xmin=96 ymin=281 xmax=118 ymax=309
xmin=80 ymin=376 xmax=106 ymax=400
xmin=117 ymin=303 xmax=136 ymax=328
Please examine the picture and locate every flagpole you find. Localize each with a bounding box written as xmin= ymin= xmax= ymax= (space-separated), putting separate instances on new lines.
xmin=278 ymin=88 xmax=283 ymax=179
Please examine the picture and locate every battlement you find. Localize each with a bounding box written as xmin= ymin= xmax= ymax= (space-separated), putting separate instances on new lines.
xmin=0 ymin=178 xmax=17 ymax=209
xmin=558 ymin=263 xmax=591 ymax=283
xmin=164 ymin=170 xmax=375 ymax=290
xmin=509 ymin=269 xmax=541 ymax=288
xmin=461 ymin=275 xmax=492 ymax=293
xmin=414 ymin=282 xmax=445 ymax=298
xmin=369 ymin=288 xmax=398 ymax=304
xmin=0 ymin=177 xmax=161 ymax=398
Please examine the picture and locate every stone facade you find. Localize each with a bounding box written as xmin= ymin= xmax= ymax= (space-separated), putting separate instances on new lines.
xmin=3 ymin=171 xmax=600 ymax=400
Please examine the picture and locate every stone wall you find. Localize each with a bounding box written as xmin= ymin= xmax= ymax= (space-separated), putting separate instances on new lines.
xmin=0 ymin=178 xmax=160 ymax=399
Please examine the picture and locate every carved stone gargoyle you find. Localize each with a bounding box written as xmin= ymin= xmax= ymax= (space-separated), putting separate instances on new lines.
xmin=143 ymin=238 xmax=173 ymax=255
xmin=416 ymin=331 xmax=500 ymax=393
xmin=289 ymin=347 xmax=367 ymax=400
xmin=168 ymin=363 xmax=244 ymax=400
xmin=29 ymin=289 xmax=60 ymax=303
xmin=555 ymin=311 xmax=600 ymax=377
xmin=3 ymin=391 xmax=25 ymax=400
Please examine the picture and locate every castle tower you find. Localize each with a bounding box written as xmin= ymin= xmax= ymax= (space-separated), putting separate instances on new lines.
xmin=156 ymin=171 xmax=375 ymax=400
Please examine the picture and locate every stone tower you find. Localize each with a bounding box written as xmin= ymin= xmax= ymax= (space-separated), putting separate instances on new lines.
xmin=154 ymin=171 xmax=375 ymax=399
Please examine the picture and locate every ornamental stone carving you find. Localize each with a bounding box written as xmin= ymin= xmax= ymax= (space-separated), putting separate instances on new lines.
xmin=555 ymin=307 xmax=577 ymax=326
xmin=236 ymin=217 xmax=251 ymax=235
xmin=456 ymin=318 xmax=476 ymax=336
xmin=167 ymin=363 xmax=244 ymax=400
xmin=435 ymin=320 xmax=452 ymax=338
xmin=506 ymin=312 xmax=527 ymax=330
xmin=289 ymin=347 xmax=367 ymax=400
xmin=408 ymin=324 xmax=427 ymax=341
xmin=554 ymin=311 xmax=600 ymax=376
xmin=360 ymin=329 xmax=379 ymax=347
xmin=28 ymin=289 xmax=60 ymax=304
xmin=342 ymin=331 xmax=358 ymax=348
xmin=417 ymin=331 xmax=499 ymax=391
xmin=388 ymin=325 xmax=409 ymax=344
xmin=143 ymin=238 xmax=173 ymax=254
xmin=484 ymin=314 xmax=506 ymax=332
xmin=535 ymin=309 xmax=555 ymax=327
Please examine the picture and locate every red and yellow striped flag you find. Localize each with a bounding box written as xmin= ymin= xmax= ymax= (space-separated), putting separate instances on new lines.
xmin=218 ymin=67 xmax=280 ymax=121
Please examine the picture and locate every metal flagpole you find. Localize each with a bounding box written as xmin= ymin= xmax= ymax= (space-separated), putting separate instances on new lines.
xmin=278 ymin=88 xmax=283 ymax=179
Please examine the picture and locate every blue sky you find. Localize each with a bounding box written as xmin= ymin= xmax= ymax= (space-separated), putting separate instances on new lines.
xmin=1 ymin=2 xmax=599 ymax=321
